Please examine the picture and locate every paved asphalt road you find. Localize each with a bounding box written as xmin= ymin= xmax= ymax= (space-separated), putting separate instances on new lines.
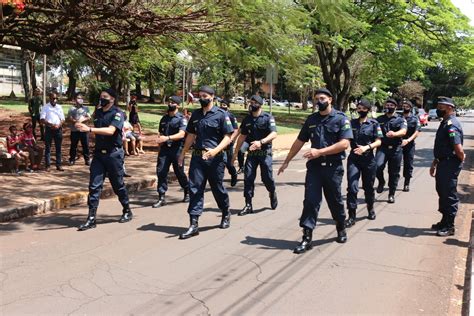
xmin=1 ymin=115 xmax=473 ymax=315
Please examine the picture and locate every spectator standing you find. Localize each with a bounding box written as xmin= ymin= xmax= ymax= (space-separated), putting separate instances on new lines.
xmin=28 ymin=88 xmax=44 ymax=140
xmin=128 ymin=95 xmax=142 ymax=134
xmin=67 ymin=93 xmax=91 ymax=165
xmin=21 ymin=122 xmax=43 ymax=170
xmin=40 ymin=93 xmax=65 ymax=171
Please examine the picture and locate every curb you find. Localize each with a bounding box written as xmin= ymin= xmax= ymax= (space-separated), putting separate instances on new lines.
xmin=0 ymin=176 xmax=157 ymax=223
xmin=0 ymin=147 xmax=294 ymax=223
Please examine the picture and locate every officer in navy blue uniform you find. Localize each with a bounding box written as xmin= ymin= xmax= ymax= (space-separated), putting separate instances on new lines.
xmin=178 ymin=86 xmax=234 ymax=239
xmin=232 ymin=95 xmax=278 ymax=215
xmin=401 ymin=100 xmax=421 ymax=192
xmin=278 ymin=88 xmax=353 ymax=254
xmin=75 ymin=88 xmax=132 ymax=231
xmin=152 ymin=96 xmax=190 ymax=208
xmin=375 ymin=99 xmax=407 ymax=203
xmin=345 ymin=99 xmax=382 ymax=228
xmin=430 ymin=97 xmax=465 ymax=237
xmin=219 ymin=98 xmax=239 ymax=187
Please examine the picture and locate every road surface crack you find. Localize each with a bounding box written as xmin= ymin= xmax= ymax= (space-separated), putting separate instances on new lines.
xmin=188 ymin=292 xmax=211 ymax=315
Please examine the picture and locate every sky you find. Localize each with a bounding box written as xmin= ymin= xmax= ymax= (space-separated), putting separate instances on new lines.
xmin=451 ymin=0 xmax=474 ymax=26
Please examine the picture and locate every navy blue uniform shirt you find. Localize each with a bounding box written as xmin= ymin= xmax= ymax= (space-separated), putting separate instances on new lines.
xmin=434 ymin=114 xmax=463 ymax=159
xmin=186 ymin=106 xmax=234 ymax=149
xmin=240 ymin=112 xmax=277 ymax=150
xmin=376 ymin=113 xmax=407 ymax=147
xmin=93 ymin=106 xmax=124 ymax=151
xmin=403 ymin=113 xmax=421 ymax=139
xmin=159 ymin=112 xmax=187 ymax=147
xmin=349 ymin=118 xmax=383 ymax=150
xmin=298 ymin=109 xmax=353 ymax=161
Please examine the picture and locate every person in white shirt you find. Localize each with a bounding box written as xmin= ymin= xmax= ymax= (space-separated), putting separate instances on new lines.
xmin=40 ymin=92 xmax=65 ymax=171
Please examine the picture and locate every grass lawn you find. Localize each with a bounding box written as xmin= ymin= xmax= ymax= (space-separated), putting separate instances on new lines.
xmin=0 ymin=99 xmax=384 ymax=135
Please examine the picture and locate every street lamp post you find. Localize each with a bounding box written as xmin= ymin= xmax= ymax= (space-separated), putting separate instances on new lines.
xmin=372 ymin=86 xmax=377 ymax=115
xmin=8 ymin=65 xmax=16 ymax=98
xmin=177 ymin=50 xmax=192 ymax=108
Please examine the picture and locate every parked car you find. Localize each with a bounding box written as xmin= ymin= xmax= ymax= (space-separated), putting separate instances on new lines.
xmin=232 ymin=96 xmax=245 ymax=104
xmin=418 ymin=109 xmax=428 ymax=126
xmin=456 ymin=108 xmax=466 ymax=116
xmin=428 ymin=109 xmax=440 ymax=121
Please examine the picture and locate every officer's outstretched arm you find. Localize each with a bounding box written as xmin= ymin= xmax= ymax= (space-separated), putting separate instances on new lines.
xmin=278 ymin=139 xmax=305 ymax=175
xmin=90 ymin=125 xmax=117 ymax=136
xmin=169 ymin=130 xmax=186 ymax=141
xmin=232 ymin=133 xmax=247 ymax=159
xmin=262 ymin=131 xmax=277 ymax=144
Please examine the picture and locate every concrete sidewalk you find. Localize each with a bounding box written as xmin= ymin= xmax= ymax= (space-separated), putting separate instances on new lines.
xmin=0 ymin=132 xmax=300 ymax=222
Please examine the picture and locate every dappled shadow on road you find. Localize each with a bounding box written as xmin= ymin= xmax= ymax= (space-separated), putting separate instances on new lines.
xmin=0 ymin=212 xmax=119 ymax=234
xmin=136 ymin=222 xmax=220 ymax=238
xmin=240 ymin=235 xmax=336 ymax=250
xmin=368 ymin=225 xmax=435 ymax=238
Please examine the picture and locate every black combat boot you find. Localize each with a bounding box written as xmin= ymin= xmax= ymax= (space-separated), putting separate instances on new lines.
xmin=220 ymin=210 xmax=231 ymax=229
xmin=78 ymin=208 xmax=97 ymax=231
xmin=179 ymin=216 xmax=199 ymax=239
xmin=230 ymin=173 xmax=238 ymax=187
xmin=437 ymin=215 xmax=455 ymax=237
xmin=119 ymin=206 xmax=133 ymax=223
xmin=238 ymin=202 xmax=253 ymax=216
xmin=270 ymin=191 xmax=278 ymax=210
xmin=388 ymin=191 xmax=395 ymax=204
xmin=152 ymin=194 xmax=166 ymax=208
xmin=431 ymin=214 xmax=446 ymax=230
xmin=367 ymin=204 xmax=376 ymax=220
xmin=336 ymin=222 xmax=348 ymax=243
xmin=376 ymin=180 xmax=385 ymax=194
xmin=403 ymin=179 xmax=410 ymax=192
xmin=294 ymin=228 xmax=313 ymax=254
xmin=183 ymin=189 xmax=190 ymax=203
xmin=345 ymin=209 xmax=356 ymax=228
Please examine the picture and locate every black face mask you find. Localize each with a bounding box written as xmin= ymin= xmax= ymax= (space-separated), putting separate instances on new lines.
xmin=199 ymin=98 xmax=211 ymax=107
xmin=357 ymin=110 xmax=369 ymax=118
xmin=168 ymin=104 xmax=177 ymax=112
xmin=436 ymin=109 xmax=446 ymax=118
xmin=250 ymin=104 xmax=261 ymax=112
xmin=386 ymin=107 xmax=395 ymax=114
xmin=317 ymin=101 xmax=329 ymax=112
xmin=403 ymin=109 xmax=411 ymax=114
xmin=100 ymin=98 xmax=111 ymax=107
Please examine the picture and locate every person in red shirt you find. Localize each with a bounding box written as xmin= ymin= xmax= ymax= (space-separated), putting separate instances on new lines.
xmin=21 ymin=122 xmax=43 ymax=170
xmin=6 ymin=125 xmax=31 ymax=174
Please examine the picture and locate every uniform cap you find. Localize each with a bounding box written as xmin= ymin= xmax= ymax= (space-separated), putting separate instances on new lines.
xmin=437 ymin=96 xmax=455 ymax=107
xmin=104 ymin=88 xmax=117 ymax=99
xmin=220 ymin=99 xmax=230 ymax=106
xmin=401 ymin=100 xmax=413 ymax=107
xmin=250 ymin=95 xmax=264 ymax=105
xmin=169 ymin=96 xmax=182 ymax=104
xmin=385 ymin=98 xmax=398 ymax=106
xmin=357 ymin=98 xmax=372 ymax=109
xmin=315 ymin=88 xmax=333 ymax=98
xmin=199 ymin=85 xmax=215 ymax=95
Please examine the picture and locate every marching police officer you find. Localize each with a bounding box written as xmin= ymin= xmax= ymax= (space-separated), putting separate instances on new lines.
xmin=345 ymin=99 xmax=382 ymax=228
xmin=401 ymin=100 xmax=421 ymax=192
xmin=430 ymin=97 xmax=465 ymax=236
xmin=75 ymin=88 xmax=132 ymax=230
xmin=375 ymin=99 xmax=407 ymax=203
xmin=233 ymin=95 xmax=278 ymax=215
xmin=278 ymin=88 xmax=353 ymax=254
xmin=178 ymin=86 xmax=234 ymax=239
xmin=152 ymin=96 xmax=190 ymax=208
xmin=219 ymin=98 xmax=239 ymax=187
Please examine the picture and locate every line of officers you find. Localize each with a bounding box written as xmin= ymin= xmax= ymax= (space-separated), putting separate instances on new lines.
xmin=74 ymin=87 xmax=465 ymax=255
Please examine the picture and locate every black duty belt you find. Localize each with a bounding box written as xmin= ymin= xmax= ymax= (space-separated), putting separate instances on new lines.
xmin=192 ymin=149 xmax=224 ymax=156
xmin=311 ymin=160 xmax=342 ymax=167
xmin=96 ymin=147 xmax=121 ymax=154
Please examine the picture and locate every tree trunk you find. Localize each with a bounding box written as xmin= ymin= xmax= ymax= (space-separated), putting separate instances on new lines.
xmin=66 ymin=69 xmax=76 ymax=100
xmin=250 ymin=70 xmax=257 ymax=95
xmin=135 ymin=78 xmax=142 ymax=97
xmin=20 ymin=49 xmax=32 ymax=102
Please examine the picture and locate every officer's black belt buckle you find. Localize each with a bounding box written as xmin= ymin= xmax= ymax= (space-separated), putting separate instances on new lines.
xmin=192 ymin=149 xmax=208 ymax=156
